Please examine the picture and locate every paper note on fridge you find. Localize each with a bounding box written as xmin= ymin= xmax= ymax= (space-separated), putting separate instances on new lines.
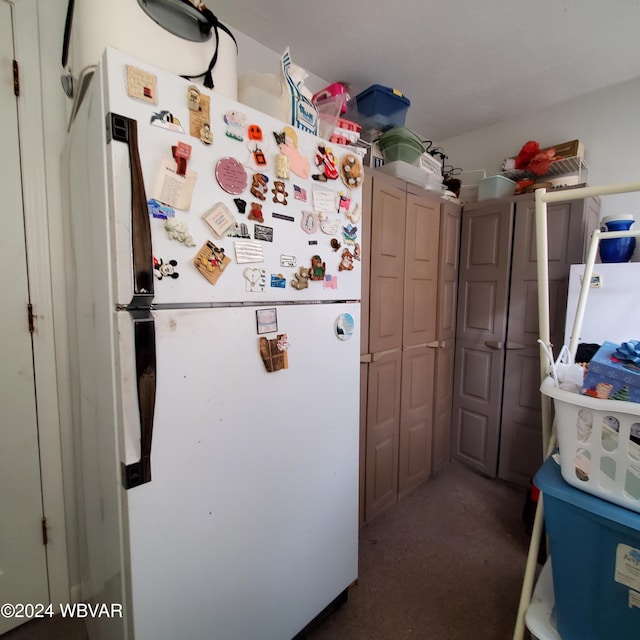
xmin=152 ymin=158 xmax=197 ymax=210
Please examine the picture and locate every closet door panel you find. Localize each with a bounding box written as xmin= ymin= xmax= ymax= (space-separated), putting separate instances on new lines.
xmin=365 ymin=349 xmax=402 ymax=522
xmin=432 ymin=341 xmax=455 ymax=474
xmin=369 ymin=176 xmax=406 ymax=354
xmin=499 ymin=199 xmax=589 ymax=484
xmin=398 ymin=345 xmax=435 ymax=499
xmin=403 ymin=192 xmax=440 ymax=347
xmin=452 ymin=203 xmax=513 ymax=476
xmin=438 ymin=202 xmax=462 ymax=342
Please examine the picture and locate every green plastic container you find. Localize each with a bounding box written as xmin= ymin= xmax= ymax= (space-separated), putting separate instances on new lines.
xmin=379 ymin=140 xmax=424 ymax=164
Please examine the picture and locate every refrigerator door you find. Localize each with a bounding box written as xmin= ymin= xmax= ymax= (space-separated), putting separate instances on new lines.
xmin=99 ymin=47 xmax=363 ymax=307
xmin=114 ymin=303 xmax=360 ymax=640
xmin=565 ymin=263 xmax=640 ymax=345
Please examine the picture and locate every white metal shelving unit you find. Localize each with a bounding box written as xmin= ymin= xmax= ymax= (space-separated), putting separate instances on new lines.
xmin=499 ymin=155 xmax=588 ymax=184
xmin=512 ymin=179 xmax=640 ymax=640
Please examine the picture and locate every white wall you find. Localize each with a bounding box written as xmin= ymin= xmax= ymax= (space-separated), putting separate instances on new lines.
xmin=439 ymin=77 xmax=640 ymax=218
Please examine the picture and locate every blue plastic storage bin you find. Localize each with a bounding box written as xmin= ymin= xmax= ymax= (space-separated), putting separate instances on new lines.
xmin=354 ymin=84 xmax=410 ymax=130
xmin=535 ymin=456 xmax=640 ymax=640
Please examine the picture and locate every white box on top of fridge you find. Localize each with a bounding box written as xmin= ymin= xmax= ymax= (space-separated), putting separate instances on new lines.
xmin=62 ymin=47 xmax=365 ymax=640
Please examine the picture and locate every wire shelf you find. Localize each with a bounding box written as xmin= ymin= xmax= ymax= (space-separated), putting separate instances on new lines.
xmin=499 ymin=155 xmax=587 ymax=181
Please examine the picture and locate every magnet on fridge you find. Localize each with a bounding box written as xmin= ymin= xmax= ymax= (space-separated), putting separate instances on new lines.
xmin=275 ymin=152 xmax=291 ymax=179
xmin=234 ymin=198 xmax=247 ymax=213
xmin=293 ymin=184 xmax=307 ymax=202
xmin=312 ymin=145 xmax=339 ymax=182
xmin=243 ymin=267 xmax=266 ymax=292
xmin=338 ymin=194 xmax=351 ymax=215
xmin=224 ymin=110 xmax=247 ymax=141
xmin=215 ymin=157 xmax=248 ymax=195
xmin=254 ymin=224 xmax=273 ymax=242
xmin=250 ymin=173 xmax=269 ymax=200
xmin=330 ymin=238 xmax=342 ymax=252
xmin=354 ymin=242 xmax=361 ymax=261
xmin=148 ymin=199 xmax=175 ymax=219
xmin=272 ymin=212 xmax=294 ymax=222
xmin=202 ymin=202 xmax=236 ymax=238
xmin=199 ymin=122 xmax=213 ymax=145
xmin=280 ymin=254 xmax=297 ymax=268
xmin=153 ymin=257 xmax=179 ymax=280
xmin=270 ymin=274 xmax=286 ymax=288
xmin=227 ymin=222 xmax=251 ymax=239
xmin=164 ymin=219 xmax=195 ymax=246
xmin=188 ymin=87 xmax=211 ymax=142
xmin=259 ymin=335 xmax=289 ymax=372
xmin=250 ymin=144 xmax=267 ymax=167
xmin=340 ymin=153 xmax=364 ymax=189
xmin=323 ymin=274 xmax=338 ymax=289
xmin=272 ymin=181 xmax=289 ymax=205
xmin=256 ymin=308 xmax=278 ymax=334
xmin=187 ymin=85 xmax=201 ymax=111
xmin=150 ymin=110 xmax=184 ymax=133
xmin=335 ymin=313 xmax=355 ymax=341
xmin=172 ymin=142 xmax=192 ymax=176
xmin=275 ymin=127 xmax=310 ymax=179
xmin=319 ymin=214 xmax=340 ymax=235
xmin=194 ymin=240 xmax=231 ymax=285
xmin=310 ymin=255 xmax=326 ymax=281
xmin=248 ymin=203 xmax=264 ymax=223
xmin=342 ymin=223 xmax=357 ymax=245
xmin=347 ymin=202 xmax=362 ymax=224
xmin=339 ymin=248 xmax=355 ymax=271
xmin=301 ymin=211 xmax=319 ymax=234
xmin=126 ymin=65 xmax=157 ymax=104
xmin=247 ymin=124 xmax=263 ymax=141
xmin=291 ymin=267 xmax=310 ymax=290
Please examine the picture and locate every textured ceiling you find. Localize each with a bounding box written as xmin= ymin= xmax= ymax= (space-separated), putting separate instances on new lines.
xmin=211 ymin=0 xmax=640 ymax=141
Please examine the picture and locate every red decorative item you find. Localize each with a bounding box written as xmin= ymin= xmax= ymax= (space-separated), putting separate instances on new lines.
xmin=528 ymin=148 xmax=556 ymax=176
xmin=515 ymin=141 xmax=540 ymax=170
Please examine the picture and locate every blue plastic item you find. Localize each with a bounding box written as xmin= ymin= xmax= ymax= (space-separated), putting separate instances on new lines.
xmin=599 ymin=215 xmax=636 ymax=263
xmin=353 ymin=84 xmax=410 ymax=130
xmin=535 ymin=456 xmax=640 ymax=640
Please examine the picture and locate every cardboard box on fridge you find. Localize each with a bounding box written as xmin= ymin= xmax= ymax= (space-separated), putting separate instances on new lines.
xmin=582 ymin=341 xmax=640 ymax=403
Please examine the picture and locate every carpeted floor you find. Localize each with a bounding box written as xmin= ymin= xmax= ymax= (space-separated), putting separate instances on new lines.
xmin=306 ymin=459 xmax=533 ymax=640
xmin=2 ymin=460 xmax=534 ymax=640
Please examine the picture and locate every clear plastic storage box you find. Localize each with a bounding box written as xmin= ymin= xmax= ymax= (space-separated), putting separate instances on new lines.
xmin=477 ymin=175 xmax=517 ymax=201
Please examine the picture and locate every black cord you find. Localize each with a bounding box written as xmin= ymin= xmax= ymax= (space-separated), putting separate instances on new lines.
xmin=61 ymin=0 xmax=75 ymax=68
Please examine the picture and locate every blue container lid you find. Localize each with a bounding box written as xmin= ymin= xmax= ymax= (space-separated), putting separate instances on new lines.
xmin=355 ymin=84 xmax=411 ymax=108
xmin=535 ymin=455 xmax=640 ymax=531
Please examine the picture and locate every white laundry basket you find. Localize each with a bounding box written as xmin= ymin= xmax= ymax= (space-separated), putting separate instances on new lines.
xmin=541 ymin=375 xmax=640 ymax=512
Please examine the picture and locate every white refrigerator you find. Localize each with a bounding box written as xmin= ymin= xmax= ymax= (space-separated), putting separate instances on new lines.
xmin=63 ymin=47 xmax=364 ymax=640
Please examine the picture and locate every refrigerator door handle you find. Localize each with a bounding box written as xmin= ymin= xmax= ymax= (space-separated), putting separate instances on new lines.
xmin=108 ymin=113 xmax=155 ymax=308
xmin=121 ymin=309 xmax=157 ymax=489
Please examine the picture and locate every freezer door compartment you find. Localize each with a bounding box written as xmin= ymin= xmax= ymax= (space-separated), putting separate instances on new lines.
xmin=116 ymin=303 xmax=360 ymax=640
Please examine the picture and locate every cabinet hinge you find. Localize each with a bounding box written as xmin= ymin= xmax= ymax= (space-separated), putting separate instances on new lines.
xmin=41 ymin=517 xmax=48 ymax=546
xmin=13 ymin=60 xmax=19 ymax=97
xmin=27 ymin=304 xmax=35 ymax=333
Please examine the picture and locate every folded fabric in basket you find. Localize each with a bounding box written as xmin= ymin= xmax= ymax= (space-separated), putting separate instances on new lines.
xmin=582 ymin=341 xmax=640 ymax=403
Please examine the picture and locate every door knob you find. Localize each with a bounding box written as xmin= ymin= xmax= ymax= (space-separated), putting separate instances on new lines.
xmin=484 ymin=340 xmax=503 ymax=349
xmin=506 ymin=342 xmax=526 ymax=350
